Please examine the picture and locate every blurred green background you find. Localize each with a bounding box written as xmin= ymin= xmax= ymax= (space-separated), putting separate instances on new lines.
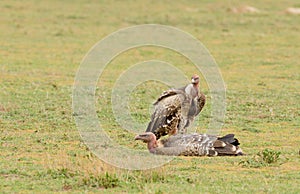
xmin=0 ymin=0 xmax=299 ymax=193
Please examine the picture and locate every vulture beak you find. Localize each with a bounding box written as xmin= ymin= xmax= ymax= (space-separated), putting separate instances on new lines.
xmin=134 ymin=134 xmax=147 ymax=140
xmin=134 ymin=135 xmax=141 ymax=140
xmin=135 ymin=133 xmax=151 ymax=143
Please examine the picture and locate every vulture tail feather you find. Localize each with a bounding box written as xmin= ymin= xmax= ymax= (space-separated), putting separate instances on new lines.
xmin=217 ymin=134 xmax=240 ymax=146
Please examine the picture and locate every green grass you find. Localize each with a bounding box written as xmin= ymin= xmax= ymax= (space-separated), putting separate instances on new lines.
xmin=1 ymin=0 xmax=300 ymax=193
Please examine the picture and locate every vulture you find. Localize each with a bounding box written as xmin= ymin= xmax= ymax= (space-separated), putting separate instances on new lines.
xmin=135 ymin=132 xmax=243 ymax=156
xmin=145 ymin=75 xmax=206 ymax=140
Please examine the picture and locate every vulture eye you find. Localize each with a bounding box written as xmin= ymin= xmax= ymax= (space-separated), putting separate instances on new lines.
xmin=191 ymin=76 xmax=199 ymax=80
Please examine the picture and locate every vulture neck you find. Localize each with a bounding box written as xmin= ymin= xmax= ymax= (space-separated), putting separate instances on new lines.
xmin=147 ymin=137 xmax=158 ymax=153
xmin=192 ymin=83 xmax=199 ymax=96
xmin=193 ymin=82 xmax=199 ymax=88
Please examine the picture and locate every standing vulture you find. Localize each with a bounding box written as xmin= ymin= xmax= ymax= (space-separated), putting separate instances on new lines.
xmin=135 ymin=132 xmax=243 ymax=156
xmin=145 ymin=75 xmax=206 ymax=139
xmin=177 ymin=74 xmax=206 ymax=132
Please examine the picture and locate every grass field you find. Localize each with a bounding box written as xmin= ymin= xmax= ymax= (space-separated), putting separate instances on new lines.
xmin=1 ymin=0 xmax=299 ymax=193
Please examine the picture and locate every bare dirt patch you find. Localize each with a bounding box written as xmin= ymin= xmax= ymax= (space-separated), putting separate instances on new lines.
xmin=230 ymin=6 xmax=260 ymax=14
xmin=285 ymin=7 xmax=300 ymax=15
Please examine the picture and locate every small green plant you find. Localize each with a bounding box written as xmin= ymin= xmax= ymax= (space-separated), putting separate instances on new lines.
xmin=155 ymin=189 xmax=164 ymax=194
xmin=258 ymin=148 xmax=281 ymax=164
xmin=82 ymin=172 xmax=120 ymax=189
xmin=239 ymin=148 xmax=281 ymax=168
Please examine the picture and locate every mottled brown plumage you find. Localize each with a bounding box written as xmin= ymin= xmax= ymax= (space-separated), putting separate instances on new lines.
xmin=146 ymin=89 xmax=190 ymax=140
xmin=135 ymin=132 xmax=243 ymax=156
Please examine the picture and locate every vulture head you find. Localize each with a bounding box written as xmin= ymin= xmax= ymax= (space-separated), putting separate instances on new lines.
xmin=191 ymin=74 xmax=199 ymax=84
xmin=135 ymin=132 xmax=158 ymax=152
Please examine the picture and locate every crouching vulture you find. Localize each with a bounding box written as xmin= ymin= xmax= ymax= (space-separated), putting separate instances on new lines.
xmin=135 ymin=132 xmax=243 ymax=156
xmin=145 ymin=75 xmax=206 ymax=140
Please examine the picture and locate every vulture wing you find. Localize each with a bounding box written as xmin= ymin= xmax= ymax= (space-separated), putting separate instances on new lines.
xmin=158 ymin=133 xmax=243 ymax=156
xmin=146 ymin=89 xmax=191 ymax=140
xmin=159 ymin=133 xmax=218 ymax=156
